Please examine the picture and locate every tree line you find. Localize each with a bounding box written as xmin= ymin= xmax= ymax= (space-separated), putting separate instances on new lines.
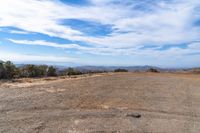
xmin=0 ymin=60 xmax=132 ymax=79
xmin=0 ymin=61 xmax=83 ymax=79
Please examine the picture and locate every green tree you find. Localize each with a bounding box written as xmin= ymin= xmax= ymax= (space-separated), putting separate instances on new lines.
xmin=67 ymin=67 xmax=76 ymax=76
xmin=47 ymin=66 xmax=57 ymax=76
xmin=0 ymin=61 xmax=6 ymax=79
xmin=37 ymin=65 xmax=48 ymax=77
xmin=114 ymin=68 xmax=128 ymax=72
xmin=147 ymin=68 xmax=159 ymax=73
xmin=26 ymin=65 xmax=37 ymax=77
xmin=14 ymin=67 xmax=21 ymax=78
xmin=20 ymin=65 xmax=39 ymax=77
xmin=4 ymin=61 xmax=17 ymax=79
xmin=59 ymin=67 xmax=82 ymax=76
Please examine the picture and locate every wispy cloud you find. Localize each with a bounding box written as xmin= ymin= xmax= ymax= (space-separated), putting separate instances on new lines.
xmin=9 ymin=30 xmax=30 ymax=34
xmin=0 ymin=0 xmax=200 ymax=66
xmin=0 ymin=51 xmax=77 ymax=63
xmin=8 ymin=39 xmax=84 ymax=49
xmin=7 ymin=39 xmax=129 ymax=56
xmin=8 ymin=38 xmax=200 ymax=58
xmin=1 ymin=0 xmax=199 ymax=48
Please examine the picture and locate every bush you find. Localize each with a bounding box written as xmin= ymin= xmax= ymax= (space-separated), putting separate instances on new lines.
xmin=114 ymin=69 xmax=128 ymax=72
xmin=192 ymin=68 xmax=200 ymax=74
xmin=0 ymin=61 xmax=17 ymax=79
xmin=58 ymin=67 xmax=82 ymax=76
xmin=37 ymin=65 xmax=48 ymax=77
xmin=19 ymin=65 xmax=49 ymax=78
xmin=47 ymin=66 xmax=57 ymax=77
xmin=20 ymin=65 xmax=38 ymax=77
xmin=147 ymin=68 xmax=159 ymax=73
xmin=0 ymin=61 xmax=6 ymax=79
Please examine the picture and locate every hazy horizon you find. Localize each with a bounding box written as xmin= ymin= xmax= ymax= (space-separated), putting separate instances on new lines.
xmin=0 ymin=0 xmax=200 ymax=67
xmin=5 ymin=61 xmax=197 ymax=69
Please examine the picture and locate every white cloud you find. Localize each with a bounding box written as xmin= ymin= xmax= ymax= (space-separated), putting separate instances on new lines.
xmin=7 ymin=38 xmax=200 ymax=58
xmin=0 ymin=52 xmax=77 ymax=63
xmin=8 ymin=39 xmax=83 ymax=49
xmin=0 ymin=0 xmax=82 ymax=38
xmin=7 ymin=39 xmax=129 ymax=56
xmin=0 ymin=0 xmax=200 ymax=66
xmin=0 ymin=0 xmax=199 ymax=49
xmin=188 ymin=42 xmax=200 ymax=49
xmin=9 ymin=30 xmax=30 ymax=34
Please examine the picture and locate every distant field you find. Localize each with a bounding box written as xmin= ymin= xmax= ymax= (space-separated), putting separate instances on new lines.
xmin=0 ymin=72 xmax=200 ymax=133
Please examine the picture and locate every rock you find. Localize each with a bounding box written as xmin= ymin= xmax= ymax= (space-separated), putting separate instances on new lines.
xmin=126 ymin=113 xmax=141 ymax=118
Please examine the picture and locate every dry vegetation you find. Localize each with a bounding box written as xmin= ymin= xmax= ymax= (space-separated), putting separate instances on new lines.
xmin=0 ymin=72 xmax=200 ymax=133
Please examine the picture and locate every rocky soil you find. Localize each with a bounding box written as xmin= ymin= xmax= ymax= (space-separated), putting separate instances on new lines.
xmin=0 ymin=73 xmax=200 ymax=133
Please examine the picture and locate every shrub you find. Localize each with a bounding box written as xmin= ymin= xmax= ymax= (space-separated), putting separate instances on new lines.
xmin=59 ymin=67 xmax=82 ymax=76
xmin=0 ymin=61 xmax=6 ymax=79
xmin=47 ymin=66 xmax=57 ymax=77
xmin=114 ymin=69 xmax=128 ymax=72
xmin=147 ymin=68 xmax=159 ymax=73
xmin=192 ymin=68 xmax=200 ymax=74
xmin=0 ymin=61 xmax=17 ymax=79
xmin=20 ymin=65 xmax=39 ymax=77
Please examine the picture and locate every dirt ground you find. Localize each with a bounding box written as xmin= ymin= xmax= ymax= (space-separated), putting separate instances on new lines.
xmin=0 ymin=72 xmax=200 ymax=133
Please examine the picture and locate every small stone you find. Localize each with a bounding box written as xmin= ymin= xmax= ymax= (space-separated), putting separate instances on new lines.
xmin=126 ymin=113 xmax=141 ymax=118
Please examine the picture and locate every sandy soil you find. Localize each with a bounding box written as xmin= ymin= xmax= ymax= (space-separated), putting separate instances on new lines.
xmin=0 ymin=72 xmax=200 ymax=133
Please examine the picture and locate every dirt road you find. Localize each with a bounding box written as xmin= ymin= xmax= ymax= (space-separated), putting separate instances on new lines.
xmin=0 ymin=73 xmax=200 ymax=133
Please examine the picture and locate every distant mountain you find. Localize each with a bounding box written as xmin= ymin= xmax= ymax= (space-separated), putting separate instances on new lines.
xmin=75 ymin=65 xmax=163 ymax=72
xmin=15 ymin=63 xmax=198 ymax=72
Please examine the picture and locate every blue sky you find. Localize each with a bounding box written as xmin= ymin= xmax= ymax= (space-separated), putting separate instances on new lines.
xmin=0 ymin=0 xmax=200 ymax=67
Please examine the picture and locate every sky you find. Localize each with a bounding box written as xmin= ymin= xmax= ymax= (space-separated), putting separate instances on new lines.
xmin=0 ymin=0 xmax=200 ymax=67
